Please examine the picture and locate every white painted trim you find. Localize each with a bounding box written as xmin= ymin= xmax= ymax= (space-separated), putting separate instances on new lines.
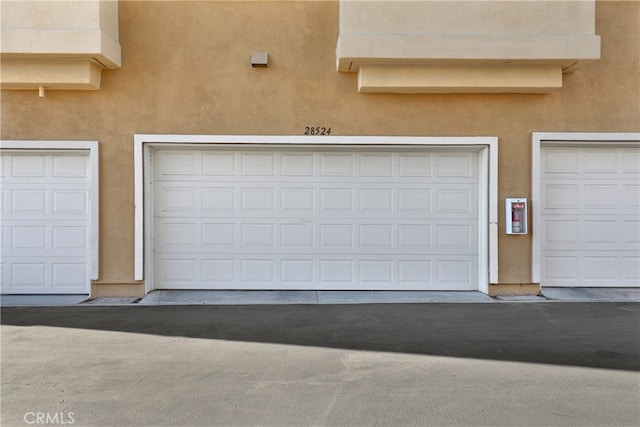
xmin=488 ymin=139 xmax=499 ymax=286
xmin=134 ymin=134 xmax=497 ymax=147
xmin=531 ymin=132 xmax=640 ymax=284
xmin=142 ymin=144 xmax=155 ymax=293
xmin=134 ymin=135 xmax=145 ymax=280
xmin=134 ymin=135 xmax=499 ymax=292
xmin=0 ymin=140 xmax=100 ymax=289
xmin=477 ymin=148 xmax=490 ymax=293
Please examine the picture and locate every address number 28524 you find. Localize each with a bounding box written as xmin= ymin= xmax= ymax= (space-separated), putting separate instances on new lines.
xmin=304 ymin=127 xmax=331 ymax=135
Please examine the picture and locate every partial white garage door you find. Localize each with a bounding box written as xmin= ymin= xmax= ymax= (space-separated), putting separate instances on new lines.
xmin=541 ymin=146 xmax=640 ymax=287
xmin=152 ymin=147 xmax=480 ymax=290
xmin=0 ymin=151 xmax=92 ymax=294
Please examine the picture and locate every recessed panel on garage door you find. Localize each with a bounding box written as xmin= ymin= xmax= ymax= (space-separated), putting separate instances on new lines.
xmin=0 ymin=152 xmax=91 ymax=294
xmin=153 ymin=147 xmax=480 ymax=290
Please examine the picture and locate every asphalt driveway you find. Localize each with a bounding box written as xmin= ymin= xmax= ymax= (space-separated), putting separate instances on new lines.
xmin=2 ymin=302 xmax=639 ymax=426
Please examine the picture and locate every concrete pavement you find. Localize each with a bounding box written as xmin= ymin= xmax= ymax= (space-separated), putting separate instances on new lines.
xmin=1 ymin=302 xmax=639 ymax=426
xmin=1 ymin=288 xmax=638 ymax=308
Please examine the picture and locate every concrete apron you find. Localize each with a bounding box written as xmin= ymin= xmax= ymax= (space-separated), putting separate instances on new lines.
xmin=0 ymin=288 xmax=638 ymax=307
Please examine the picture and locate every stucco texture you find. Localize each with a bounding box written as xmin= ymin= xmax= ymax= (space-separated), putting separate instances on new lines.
xmin=1 ymin=1 xmax=639 ymax=290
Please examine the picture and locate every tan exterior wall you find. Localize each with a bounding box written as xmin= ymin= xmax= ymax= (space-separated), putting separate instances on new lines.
xmin=1 ymin=1 xmax=638 ymax=295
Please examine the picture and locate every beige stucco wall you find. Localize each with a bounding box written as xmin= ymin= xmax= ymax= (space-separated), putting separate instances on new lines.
xmin=1 ymin=1 xmax=638 ymax=294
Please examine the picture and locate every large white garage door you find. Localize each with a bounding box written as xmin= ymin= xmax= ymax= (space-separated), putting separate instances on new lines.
xmin=152 ymin=147 xmax=480 ymax=290
xmin=0 ymin=151 xmax=92 ymax=294
xmin=541 ymin=146 xmax=640 ymax=287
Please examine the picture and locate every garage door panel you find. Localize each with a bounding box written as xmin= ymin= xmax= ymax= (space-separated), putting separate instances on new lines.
xmin=544 ymin=183 xmax=639 ymax=214
xmin=10 ymin=262 xmax=47 ymax=287
xmin=281 ymin=223 xmax=314 ymax=248
xmin=161 ymin=258 xmax=197 ymax=283
xmin=623 ymin=184 xmax=640 ymax=209
xmin=281 ymin=188 xmax=314 ymax=211
xmin=4 ymin=221 xmax=89 ymax=256
xmin=583 ymin=149 xmax=618 ymax=174
xmin=203 ymin=223 xmax=235 ymax=246
xmin=154 ymin=183 xmax=477 ymax=219
xmin=623 ymin=221 xmax=640 ymax=244
xmin=52 ymin=155 xmax=89 ymax=178
xmin=0 ymin=189 xmax=6 ymax=215
xmin=153 ymin=147 xmax=480 ymax=290
xmin=583 ymin=184 xmax=618 ymax=209
xmin=241 ymin=188 xmax=275 ymax=212
xmin=52 ymin=263 xmax=88 ymax=288
xmin=241 ymin=152 xmax=276 ymax=176
xmin=5 ymin=186 xmax=90 ymax=219
xmin=241 ymin=224 xmax=276 ymax=247
xmin=11 ymin=189 xmax=48 ymax=215
xmin=11 ymin=154 xmax=48 ymax=177
xmin=4 ymin=257 xmax=89 ymax=291
xmin=544 ymin=184 xmax=579 ymax=210
xmin=437 ymin=223 xmax=475 ymax=250
xmin=154 ymin=254 xmax=478 ymax=290
xmin=543 ymin=149 xmax=579 ymax=174
xmin=543 ymin=217 xmax=640 ymax=251
xmin=4 ymin=154 xmax=90 ymax=182
xmin=52 ymin=189 xmax=89 ymax=215
xmin=543 ymin=252 xmax=640 ymax=286
xmin=541 ymin=145 xmax=640 ymax=287
xmin=281 ymin=153 xmax=315 ymax=176
xmin=398 ymin=153 xmax=432 ymax=177
xmin=436 ymin=153 xmax=477 ymax=178
xmin=0 ymin=155 xmax=7 ymax=177
xmin=156 ymin=151 xmax=198 ymax=176
xmin=11 ymin=225 xmax=47 ymax=252
xmin=319 ymin=153 xmax=354 ymax=176
xmin=359 ymin=153 xmax=393 ymax=177
xmin=155 ymin=150 xmax=478 ymax=182
xmin=241 ymin=259 xmax=276 ymax=284
xmin=544 ymin=147 xmax=640 ymax=178
xmin=202 ymin=152 xmax=236 ymax=175
xmin=52 ymin=226 xmax=89 ymax=253
xmin=202 ymin=187 xmax=235 ymax=211
xmin=154 ymin=255 xmax=479 ymax=290
xmin=623 ymin=149 xmax=640 ymax=172
xmin=281 ymin=260 xmax=314 ymax=284
xmin=622 ymin=257 xmax=640 ymax=284
xmin=156 ymin=222 xmax=199 ymax=248
xmin=437 ymin=259 xmax=475 ymax=289
xmin=155 ymin=218 xmax=476 ymax=255
xmin=156 ymin=254 xmax=478 ymax=290
xmin=156 ymin=185 xmax=198 ymax=213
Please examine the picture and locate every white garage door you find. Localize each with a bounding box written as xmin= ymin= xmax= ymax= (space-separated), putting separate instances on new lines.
xmin=152 ymin=147 xmax=480 ymax=290
xmin=0 ymin=151 xmax=92 ymax=294
xmin=541 ymin=146 xmax=640 ymax=287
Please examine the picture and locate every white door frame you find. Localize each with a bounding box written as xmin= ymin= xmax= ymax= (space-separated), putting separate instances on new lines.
xmin=0 ymin=140 xmax=100 ymax=292
xmin=134 ymin=135 xmax=498 ymax=293
xmin=531 ymin=132 xmax=640 ymax=285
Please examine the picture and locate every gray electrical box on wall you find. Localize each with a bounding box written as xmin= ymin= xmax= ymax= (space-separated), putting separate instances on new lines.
xmin=506 ymin=198 xmax=527 ymax=235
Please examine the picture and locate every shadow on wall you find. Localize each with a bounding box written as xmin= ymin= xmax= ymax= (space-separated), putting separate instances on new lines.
xmin=1 ymin=303 xmax=639 ymax=372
